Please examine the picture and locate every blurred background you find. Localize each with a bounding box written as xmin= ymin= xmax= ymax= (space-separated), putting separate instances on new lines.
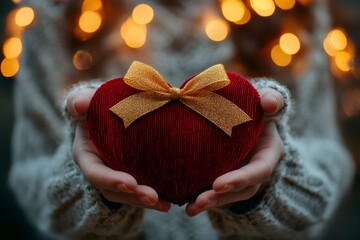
xmin=1 ymin=0 xmax=359 ymax=239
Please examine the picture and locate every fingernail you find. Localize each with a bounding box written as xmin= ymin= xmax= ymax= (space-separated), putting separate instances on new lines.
xmin=140 ymin=196 xmax=156 ymax=206
xmin=117 ymin=183 xmax=133 ymax=193
xmin=217 ymin=184 xmax=235 ymax=193
xmin=73 ymin=94 xmax=90 ymax=115
xmin=266 ymin=95 xmax=278 ymax=113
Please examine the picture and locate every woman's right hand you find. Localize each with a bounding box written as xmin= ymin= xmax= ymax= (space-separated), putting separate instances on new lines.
xmin=66 ymin=88 xmax=171 ymax=212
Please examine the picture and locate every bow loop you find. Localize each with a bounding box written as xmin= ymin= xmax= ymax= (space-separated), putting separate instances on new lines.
xmin=110 ymin=61 xmax=252 ymax=136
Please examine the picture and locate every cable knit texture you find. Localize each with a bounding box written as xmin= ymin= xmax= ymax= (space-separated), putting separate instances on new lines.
xmin=8 ymin=0 xmax=355 ymax=239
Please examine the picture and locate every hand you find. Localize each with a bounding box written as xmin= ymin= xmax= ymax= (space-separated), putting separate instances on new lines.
xmin=186 ymin=88 xmax=285 ymax=217
xmin=67 ymin=88 xmax=171 ymax=212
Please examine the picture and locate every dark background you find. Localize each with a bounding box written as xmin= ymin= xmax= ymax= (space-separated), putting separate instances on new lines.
xmin=1 ymin=0 xmax=359 ymax=239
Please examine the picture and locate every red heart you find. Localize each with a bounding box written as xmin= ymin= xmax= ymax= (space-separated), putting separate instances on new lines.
xmin=87 ymin=71 xmax=264 ymax=205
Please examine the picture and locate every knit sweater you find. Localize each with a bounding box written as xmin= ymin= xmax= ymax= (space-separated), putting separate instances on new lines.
xmin=8 ymin=0 xmax=355 ymax=239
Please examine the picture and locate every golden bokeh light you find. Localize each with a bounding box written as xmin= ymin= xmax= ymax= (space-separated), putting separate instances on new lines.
xmin=221 ymin=0 xmax=245 ymax=22
xmin=274 ymin=0 xmax=296 ymax=10
xmin=132 ymin=4 xmax=154 ymax=25
xmin=328 ymin=29 xmax=347 ymax=51
xmin=3 ymin=37 xmax=22 ymax=59
xmin=12 ymin=0 xmax=22 ymax=4
xmin=323 ymin=36 xmax=337 ymax=57
xmin=15 ymin=7 xmax=35 ymax=27
xmin=73 ymin=50 xmax=93 ymax=70
xmin=82 ymin=0 xmax=103 ymax=12
xmin=1 ymin=58 xmax=20 ymax=77
xmin=120 ymin=17 xmax=147 ymax=48
xmin=205 ymin=19 xmax=229 ymax=42
xmin=335 ymin=51 xmax=353 ymax=72
xmin=279 ymin=33 xmax=301 ymax=55
xmin=271 ymin=44 xmax=292 ymax=67
xmin=234 ymin=6 xmax=251 ymax=25
xmin=250 ymin=0 xmax=276 ymax=17
xmin=79 ymin=11 xmax=102 ymax=33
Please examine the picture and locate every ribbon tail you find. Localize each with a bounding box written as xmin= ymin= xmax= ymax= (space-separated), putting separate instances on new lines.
xmin=181 ymin=92 xmax=252 ymax=137
xmin=110 ymin=92 xmax=170 ymax=128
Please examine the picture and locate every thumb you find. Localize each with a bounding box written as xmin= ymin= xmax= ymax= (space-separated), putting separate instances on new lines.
xmin=67 ymin=88 xmax=96 ymax=119
xmin=258 ymin=88 xmax=284 ymax=115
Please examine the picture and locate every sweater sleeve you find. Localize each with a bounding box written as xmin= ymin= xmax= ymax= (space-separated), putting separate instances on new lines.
xmin=8 ymin=73 xmax=145 ymax=239
xmin=206 ymin=78 xmax=355 ymax=240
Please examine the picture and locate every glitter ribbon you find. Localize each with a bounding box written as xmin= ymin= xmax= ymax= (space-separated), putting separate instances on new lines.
xmin=110 ymin=61 xmax=252 ymax=136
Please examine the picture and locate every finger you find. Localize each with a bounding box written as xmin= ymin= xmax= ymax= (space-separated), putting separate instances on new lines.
xmin=72 ymin=119 xmax=138 ymax=192
xmin=258 ymin=88 xmax=284 ymax=115
xmin=101 ymin=189 xmax=171 ymax=212
xmin=82 ymin=156 xmax=137 ymax=192
xmin=75 ymin=144 xmax=137 ymax=192
xmin=185 ymin=189 xmax=217 ymax=217
xmin=67 ymin=88 xmax=96 ymax=118
xmin=213 ymin=123 xmax=283 ymax=192
xmin=209 ymin=185 xmax=260 ymax=208
xmin=134 ymin=184 xmax=159 ymax=205
xmin=186 ymin=185 xmax=261 ymax=217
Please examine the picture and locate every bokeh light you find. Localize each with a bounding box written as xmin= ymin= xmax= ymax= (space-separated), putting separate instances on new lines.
xmin=132 ymin=4 xmax=154 ymax=25
xmin=279 ymin=33 xmax=301 ymax=55
xmin=234 ymin=6 xmax=251 ymax=25
xmin=328 ymin=29 xmax=348 ymax=51
xmin=79 ymin=11 xmax=102 ymax=33
xmin=271 ymin=44 xmax=292 ymax=67
xmin=1 ymin=58 xmax=20 ymax=77
xmin=15 ymin=7 xmax=34 ymax=27
xmin=81 ymin=0 xmax=103 ymax=12
xmin=205 ymin=19 xmax=229 ymax=42
xmin=73 ymin=50 xmax=93 ymax=70
xmin=335 ymin=51 xmax=353 ymax=72
xmin=250 ymin=0 xmax=276 ymax=17
xmin=274 ymin=0 xmax=296 ymax=10
xmin=221 ymin=0 xmax=245 ymax=22
xmin=3 ymin=37 xmax=22 ymax=59
xmin=120 ymin=17 xmax=147 ymax=48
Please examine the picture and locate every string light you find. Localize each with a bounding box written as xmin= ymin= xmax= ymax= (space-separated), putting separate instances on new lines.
xmin=3 ymin=37 xmax=22 ymax=59
xmin=15 ymin=7 xmax=34 ymax=27
xmin=250 ymin=0 xmax=276 ymax=17
xmin=279 ymin=33 xmax=301 ymax=55
xmin=12 ymin=0 xmax=21 ymax=4
xmin=271 ymin=44 xmax=292 ymax=67
xmin=132 ymin=4 xmax=154 ymax=25
xmin=1 ymin=58 xmax=19 ymax=77
xmin=205 ymin=18 xmax=229 ymax=42
xmin=221 ymin=0 xmax=246 ymax=23
xmin=274 ymin=0 xmax=296 ymax=10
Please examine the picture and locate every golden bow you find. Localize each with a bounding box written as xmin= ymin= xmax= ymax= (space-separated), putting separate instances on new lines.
xmin=110 ymin=61 xmax=252 ymax=136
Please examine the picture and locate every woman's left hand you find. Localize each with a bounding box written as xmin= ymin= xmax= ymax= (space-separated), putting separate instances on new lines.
xmin=186 ymin=88 xmax=285 ymax=217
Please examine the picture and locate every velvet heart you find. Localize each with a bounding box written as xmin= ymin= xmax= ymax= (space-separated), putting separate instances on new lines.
xmin=87 ymin=68 xmax=264 ymax=206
